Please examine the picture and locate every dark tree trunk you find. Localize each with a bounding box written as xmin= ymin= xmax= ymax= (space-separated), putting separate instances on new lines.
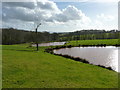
xmin=36 ymin=28 xmax=39 ymax=51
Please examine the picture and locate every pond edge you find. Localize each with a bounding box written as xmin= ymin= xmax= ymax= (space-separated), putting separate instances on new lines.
xmin=44 ymin=45 xmax=117 ymax=72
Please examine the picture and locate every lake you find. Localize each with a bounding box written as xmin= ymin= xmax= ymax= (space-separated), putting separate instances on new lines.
xmin=53 ymin=46 xmax=119 ymax=72
xmin=32 ymin=42 xmax=66 ymax=46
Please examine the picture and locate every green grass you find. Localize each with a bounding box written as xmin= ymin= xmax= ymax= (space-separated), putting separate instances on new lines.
xmin=66 ymin=39 xmax=119 ymax=46
xmin=2 ymin=44 xmax=118 ymax=88
xmin=0 ymin=45 xmax=2 ymax=89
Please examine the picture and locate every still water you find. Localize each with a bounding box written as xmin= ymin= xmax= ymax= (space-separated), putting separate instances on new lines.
xmin=32 ymin=42 xmax=66 ymax=46
xmin=54 ymin=46 xmax=119 ymax=72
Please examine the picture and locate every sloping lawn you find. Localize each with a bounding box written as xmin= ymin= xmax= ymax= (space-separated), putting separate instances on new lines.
xmin=2 ymin=44 xmax=118 ymax=88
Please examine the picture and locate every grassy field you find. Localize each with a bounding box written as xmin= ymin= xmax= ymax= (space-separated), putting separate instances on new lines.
xmin=2 ymin=43 xmax=118 ymax=88
xmin=66 ymin=39 xmax=119 ymax=46
xmin=0 ymin=45 xmax=2 ymax=89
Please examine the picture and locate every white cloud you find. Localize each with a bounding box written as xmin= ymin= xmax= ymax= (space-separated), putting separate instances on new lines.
xmin=3 ymin=6 xmax=35 ymax=22
xmin=37 ymin=0 xmax=60 ymax=12
xmin=2 ymin=0 xmax=36 ymax=2
xmin=3 ymin=2 xmax=36 ymax=9
xmin=2 ymin=0 xmax=117 ymax=31
xmin=2 ymin=19 xmax=35 ymax=30
xmin=47 ymin=5 xmax=90 ymax=23
xmin=97 ymin=13 xmax=115 ymax=21
xmin=49 ymin=0 xmax=119 ymax=3
xmin=2 ymin=1 xmax=60 ymax=22
xmin=2 ymin=0 xmax=91 ymax=30
xmin=2 ymin=0 xmax=119 ymax=2
xmin=84 ymin=0 xmax=119 ymax=2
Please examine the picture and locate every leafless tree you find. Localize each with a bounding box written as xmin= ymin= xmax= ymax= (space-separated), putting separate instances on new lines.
xmin=35 ymin=23 xmax=41 ymax=51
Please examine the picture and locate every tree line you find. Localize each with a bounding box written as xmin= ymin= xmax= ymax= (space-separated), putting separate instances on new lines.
xmin=2 ymin=28 xmax=59 ymax=45
xmin=2 ymin=28 xmax=120 ymax=45
xmin=59 ymin=30 xmax=120 ymax=41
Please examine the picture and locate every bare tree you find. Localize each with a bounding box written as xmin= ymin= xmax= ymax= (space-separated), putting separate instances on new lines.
xmin=35 ymin=23 xmax=41 ymax=51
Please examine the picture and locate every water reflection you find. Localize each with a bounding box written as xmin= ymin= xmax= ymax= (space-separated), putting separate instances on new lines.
xmin=54 ymin=46 xmax=119 ymax=72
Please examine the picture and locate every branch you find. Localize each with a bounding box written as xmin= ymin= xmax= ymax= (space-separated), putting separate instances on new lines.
xmin=36 ymin=23 xmax=41 ymax=29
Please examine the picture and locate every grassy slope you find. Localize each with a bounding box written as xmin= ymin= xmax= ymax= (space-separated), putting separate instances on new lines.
xmin=67 ymin=39 xmax=119 ymax=46
xmin=0 ymin=45 xmax=2 ymax=89
xmin=2 ymin=44 xmax=118 ymax=88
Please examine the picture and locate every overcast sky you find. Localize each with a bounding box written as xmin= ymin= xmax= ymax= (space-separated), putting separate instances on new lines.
xmin=1 ymin=0 xmax=118 ymax=32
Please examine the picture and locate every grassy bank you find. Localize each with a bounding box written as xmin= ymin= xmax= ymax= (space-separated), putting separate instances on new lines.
xmin=66 ymin=39 xmax=119 ymax=46
xmin=2 ymin=44 xmax=118 ymax=88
